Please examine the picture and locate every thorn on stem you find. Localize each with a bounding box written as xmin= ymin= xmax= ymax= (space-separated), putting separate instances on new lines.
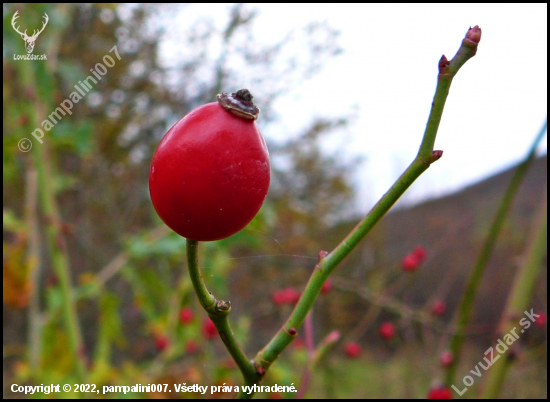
xmin=288 ymin=327 xmax=297 ymax=336
xmin=318 ymin=250 xmax=329 ymax=263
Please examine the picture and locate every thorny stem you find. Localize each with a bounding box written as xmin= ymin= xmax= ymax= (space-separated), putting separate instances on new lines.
xmin=247 ymin=26 xmax=482 ymax=396
xmin=481 ymin=193 xmax=547 ymax=399
xmin=445 ymin=119 xmax=547 ymax=385
xmin=185 ymin=240 xmax=260 ymax=396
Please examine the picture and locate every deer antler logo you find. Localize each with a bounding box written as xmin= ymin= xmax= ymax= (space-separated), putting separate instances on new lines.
xmin=11 ymin=11 xmax=49 ymax=54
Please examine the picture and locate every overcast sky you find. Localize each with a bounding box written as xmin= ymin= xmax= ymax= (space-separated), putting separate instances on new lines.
xmin=171 ymin=4 xmax=547 ymax=213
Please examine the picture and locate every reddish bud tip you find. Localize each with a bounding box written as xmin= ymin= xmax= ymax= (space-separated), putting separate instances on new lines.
xmin=318 ymin=250 xmax=329 ymax=262
xmin=179 ymin=306 xmax=194 ymax=325
xmin=432 ymin=301 xmax=446 ymax=316
xmin=321 ymin=278 xmax=333 ymax=294
xmin=344 ymin=341 xmax=362 ymax=358
xmin=427 ymin=386 xmax=453 ymax=399
xmin=440 ymin=351 xmax=453 ymax=368
xmin=535 ymin=311 xmax=546 ymax=327
xmin=379 ymin=322 xmax=396 ymax=340
xmin=430 ymin=150 xmax=444 ymax=163
xmin=288 ymin=327 xmax=297 ymax=336
xmin=438 ymin=55 xmax=450 ymax=73
xmin=202 ymin=318 xmax=217 ymax=340
xmin=466 ymin=25 xmax=482 ymax=43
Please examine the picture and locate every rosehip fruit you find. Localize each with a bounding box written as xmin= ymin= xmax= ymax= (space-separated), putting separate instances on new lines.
xmin=203 ymin=318 xmax=217 ymax=340
xmin=402 ymin=253 xmax=420 ymax=272
xmin=440 ymin=351 xmax=453 ymax=368
xmin=379 ymin=322 xmax=395 ymax=340
xmin=179 ymin=306 xmax=194 ymax=325
xmin=432 ymin=300 xmax=446 ymax=316
xmin=155 ymin=335 xmax=169 ymax=352
xmin=344 ymin=341 xmax=362 ymax=358
xmin=272 ymin=287 xmax=301 ymax=306
xmin=149 ymin=89 xmax=270 ymax=241
xmin=427 ymin=386 xmax=453 ymax=399
xmin=535 ymin=311 xmax=546 ymax=327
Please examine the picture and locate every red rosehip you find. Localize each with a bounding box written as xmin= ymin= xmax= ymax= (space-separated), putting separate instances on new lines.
xmin=440 ymin=351 xmax=453 ymax=368
xmin=149 ymin=90 xmax=270 ymax=242
xmin=186 ymin=340 xmax=198 ymax=354
xmin=179 ymin=306 xmax=194 ymax=325
xmin=202 ymin=318 xmax=217 ymax=340
xmin=535 ymin=311 xmax=546 ymax=327
xmin=344 ymin=341 xmax=362 ymax=358
xmin=427 ymin=386 xmax=453 ymax=399
xmin=432 ymin=300 xmax=446 ymax=316
xmin=272 ymin=287 xmax=301 ymax=306
xmin=321 ymin=278 xmax=333 ymax=294
xmin=155 ymin=335 xmax=169 ymax=352
xmin=379 ymin=322 xmax=395 ymax=340
xmin=402 ymin=253 xmax=420 ymax=272
xmin=413 ymin=245 xmax=427 ymax=262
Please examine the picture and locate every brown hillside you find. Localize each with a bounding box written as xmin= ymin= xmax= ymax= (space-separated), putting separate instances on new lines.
xmin=320 ymin=154 xmax=547 ymax=343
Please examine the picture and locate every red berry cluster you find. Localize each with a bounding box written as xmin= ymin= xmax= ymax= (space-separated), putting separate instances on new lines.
xmin=402 ymin=245 xmax=427 ymax=272
xmin=272 ymin=287 xmax=301 ymax=306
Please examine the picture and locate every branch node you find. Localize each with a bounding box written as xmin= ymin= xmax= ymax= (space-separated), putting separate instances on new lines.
xmin=256 ymin=353 xmax=271 ymax=366
xmin=255 ymin=364 xmax=266 ymax=379
xmin=285 ymin=327 xmax=297 ymax=337
xmin=216 ymin=300 xmax=231 ymax=312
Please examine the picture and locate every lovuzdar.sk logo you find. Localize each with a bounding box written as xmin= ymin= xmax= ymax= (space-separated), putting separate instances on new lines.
xmin=11 ymin=10 xmax=49 ymax=60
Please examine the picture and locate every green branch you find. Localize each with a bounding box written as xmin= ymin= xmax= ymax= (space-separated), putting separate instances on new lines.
xmin=248 ymin=26 xmax=482 ymax=397
xmin=185 ymin=240 xmax=260 ymax=395
xmin=481 ymin=193 xmax=547 ymax=398
xmin=445 ymin=119 xmax=547 ymax=385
